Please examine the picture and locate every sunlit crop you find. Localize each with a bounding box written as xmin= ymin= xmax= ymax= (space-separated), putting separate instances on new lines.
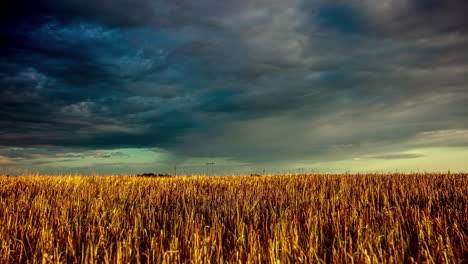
xmin=0 ymin=173 xmax=466 ymax=263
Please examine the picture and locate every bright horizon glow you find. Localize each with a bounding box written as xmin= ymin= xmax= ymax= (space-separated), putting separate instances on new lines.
xmin=2 ymin=147 xmax=467 ymax=175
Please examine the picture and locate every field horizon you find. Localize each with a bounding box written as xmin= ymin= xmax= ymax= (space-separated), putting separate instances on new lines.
xmin=2 ymin=170 xmax=465 ymax=177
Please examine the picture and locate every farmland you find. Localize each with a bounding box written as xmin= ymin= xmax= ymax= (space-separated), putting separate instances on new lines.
xmin=0 ymin=173 xmax=466 ymax=263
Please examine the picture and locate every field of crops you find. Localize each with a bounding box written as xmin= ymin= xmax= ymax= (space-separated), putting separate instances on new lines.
xmin=0 ymin=173 xmax=466 ymax=263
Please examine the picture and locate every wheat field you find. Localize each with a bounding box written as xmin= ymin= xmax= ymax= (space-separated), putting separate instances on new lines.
xmin=0 ymin=173 xmax=466 ymax=263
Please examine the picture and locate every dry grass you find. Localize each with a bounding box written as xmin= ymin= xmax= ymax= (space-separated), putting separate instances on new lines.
xmin=0 ymin=173 xmax=466 ymax=263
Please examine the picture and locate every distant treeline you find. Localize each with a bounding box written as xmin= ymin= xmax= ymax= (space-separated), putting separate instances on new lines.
xmin=136 ymin=173 xmax=266 ymax=177
xmin=135 ymin=173 xmax=173 ymax=177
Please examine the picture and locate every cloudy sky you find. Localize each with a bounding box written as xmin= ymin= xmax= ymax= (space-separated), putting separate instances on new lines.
xmin=1 ymin=0 xmax=467 ymax=175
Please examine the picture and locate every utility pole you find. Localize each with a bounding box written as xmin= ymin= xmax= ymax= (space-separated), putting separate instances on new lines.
xmin=206 ymin=162 xmax=215 ymax=176
xmin=174 ymin=164 xmax=177 ymax=177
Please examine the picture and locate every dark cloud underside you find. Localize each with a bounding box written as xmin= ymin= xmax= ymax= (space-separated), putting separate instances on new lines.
xmin=1 ymin=0 xmax=468 ymax=172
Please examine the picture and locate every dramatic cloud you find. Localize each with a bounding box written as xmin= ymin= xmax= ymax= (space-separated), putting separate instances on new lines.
xmin=1 ymin=0 xmax=467 ymax=173
xmin=370 ymin=153 xmax=425 ymax=160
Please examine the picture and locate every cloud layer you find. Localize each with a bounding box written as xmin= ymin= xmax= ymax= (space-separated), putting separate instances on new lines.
xmin=1 ymin=0 xmax=468 ymax=173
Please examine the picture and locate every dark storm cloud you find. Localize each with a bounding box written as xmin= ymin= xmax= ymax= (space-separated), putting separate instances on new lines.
xmin=0 ymin=147 xmax=128 ymax=163
xmin=315 ymin=3 xmax=370 ymax=34
xmin=1 ymin=0 xmax=468 ymax=168
xmin=370 ymin=153 xmax=425 ymax=160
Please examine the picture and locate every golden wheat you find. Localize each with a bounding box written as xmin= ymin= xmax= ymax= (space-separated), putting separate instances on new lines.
xmin=0 ymin=173 xmax=466 ymax=263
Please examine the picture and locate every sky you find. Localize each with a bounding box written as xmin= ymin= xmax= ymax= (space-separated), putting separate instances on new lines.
xmin=1 ymin=0 xmax=468 ymax=175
